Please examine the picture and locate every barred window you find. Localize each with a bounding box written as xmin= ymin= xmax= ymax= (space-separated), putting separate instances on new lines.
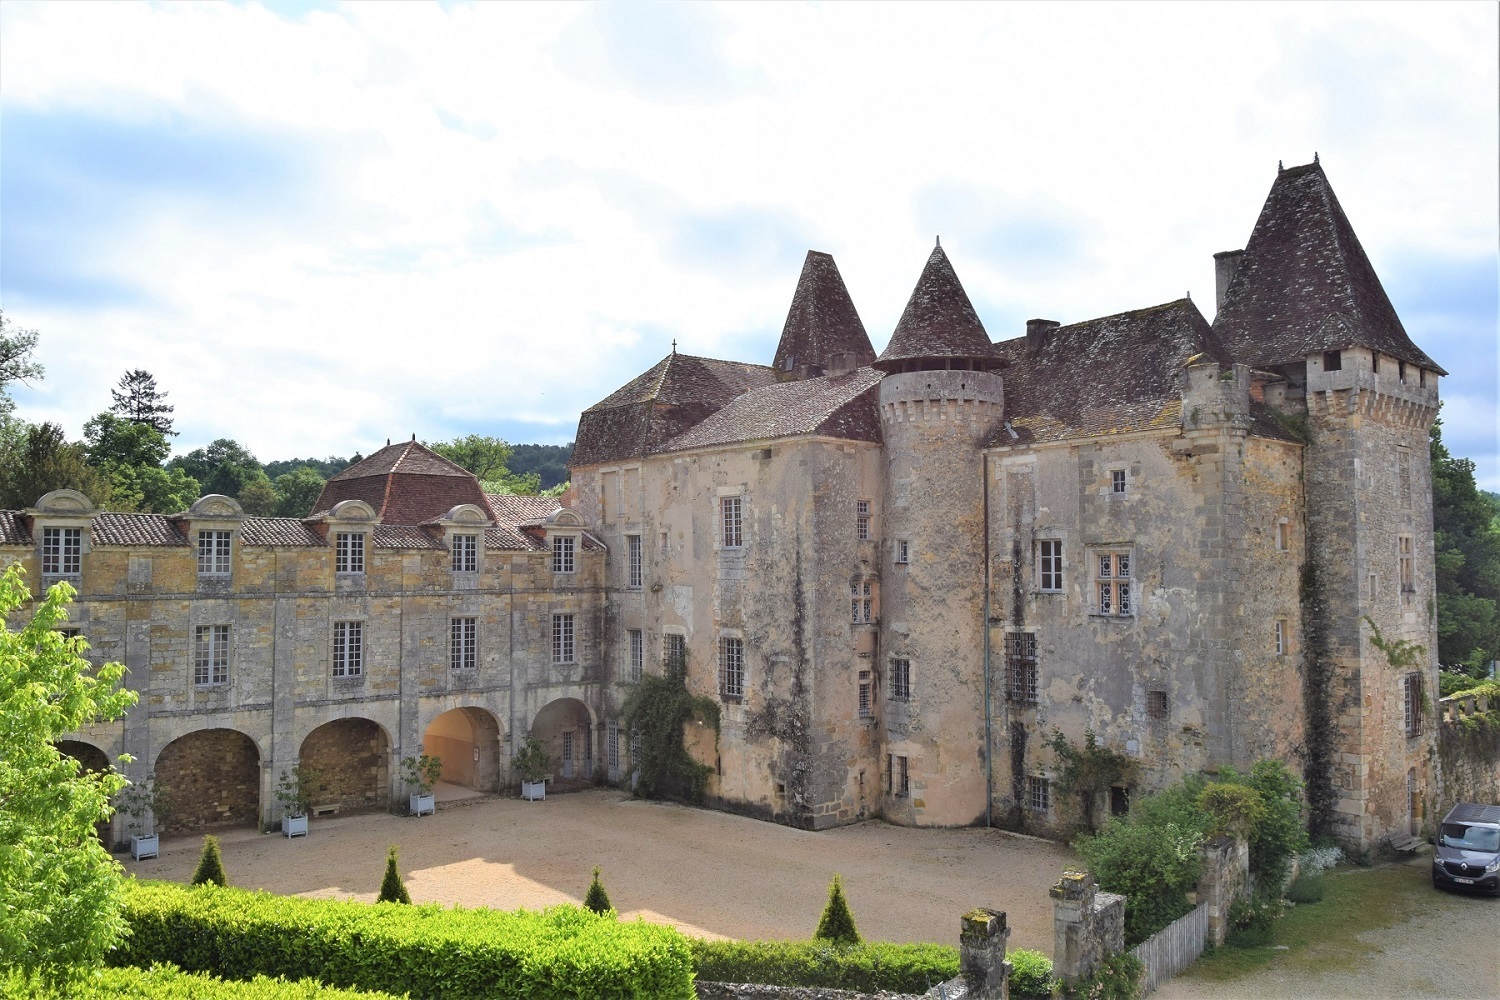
xmin=1038 ymin=539 xmax=1063 ymax=593
xmin=1147 ymin=689 xmax=1169 ymax=720
xmin=552 ymin=614 xmax=575 ymax=663
xmin=628 ymin=628 xmax=644 ymax=682
xmin=332 ymin=621 xmax=363 ymax=677
xmin=193 ymin=624 xmax=230 ymax=686
xmin=627 ymin=534 xmax=643 ymax=589
xmin=335 ymin=532 xmax=364 ymax=574
xmin=856 ymin=500 xmax=871 ymax=541
xmin=664 ymin=633 xmax=686 ymax=680
xmin=889 ymin=658 xmax=911 ymax=701
xmin=198 ymin=530 xmax=232 ymax=575
xmin=1094 ymin=551 xmax=1132 ymax=616
xmin=888 ymin=753 xmax=909 ymax=797
xmin=719 ymin=637 xmax=744 ymax=699
xmin=858 ymin=670 xmax=872 ymax=717
xmin=552 ymin=535 xmax=575 ymax=574
xmin=451 ymin=617 xmax=477 ymax=670
xmin=1403 ymin=673 xmax=1423 ymax=738
xmin=452 ymin=534 xmax=478 ymax=573
xmin=1005 ymin=632 xmax=1038 ymax=705
xmin=721 ymin=496 xmax=743 ymax=548
xmin=41 ymin=527 xmax=82 ymax=577
xmin=850 ymin=578 xmax=875 ymax=623
xmin=1026 ymin=775 xmax=1050 ymax=813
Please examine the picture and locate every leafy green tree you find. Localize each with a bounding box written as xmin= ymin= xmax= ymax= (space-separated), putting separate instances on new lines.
xmin=264 ymin=456 xmax=352 ymax=481
xmin=377 ymin=845 xmax=411 ymax=904
xmin=273 ymin=466 xmax=327 ymax=518
xmin=583 ymin=866 xmax=614 ymax=915
xmin=236 ymin=473 xmax=278 ymax=517
xmin=508 ymin=442 xmax=573 ymax=490
xmin=81 ymin=413 xmax=199 ymax=514
xmin=1075 ymin=817 xmax=1203 ymax=947
xmin=83 ymin=412 xmax=171 ymax=469
xmin=0 ymin=423 xmax=110 ymax=510
xmin=813 ymin=874 xmax=861 ymax=946
xmin=191 ymin=835 xmax=228 ymax=887
xmin=428 ymin=434 xmax=544 ymax=494
xmin=109 ymin=369 xmax=175 ymax=436
xmin=0 ymin=309 xmax=44 ymax=401
xmin=104 ymin=464 xmax=200 ymax=515
xmin=1431 ymin=419 xmax=1500 ymax=674
xmin=0 ymin=565 xmax=137 ymax=985
xmin=170 ymin=439 xmax=265 ymax=500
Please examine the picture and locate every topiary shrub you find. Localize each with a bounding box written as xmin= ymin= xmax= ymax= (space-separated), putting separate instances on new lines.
xmin=1008 ymin=948 xmax=1054 ymax=999
xmin=376 ymin=846 xmax=410 ymax=905
xmin=191 ymin=836 xmax=228 ymax=888
xmin=812 ymin=874 xmax=860 ymax=946
xmin=583 ymin=867 xmax=613 ymax=916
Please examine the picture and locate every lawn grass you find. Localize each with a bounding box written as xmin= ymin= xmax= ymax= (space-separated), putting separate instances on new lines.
xmin=1184 ymin=860 xmax=1434 ymax=982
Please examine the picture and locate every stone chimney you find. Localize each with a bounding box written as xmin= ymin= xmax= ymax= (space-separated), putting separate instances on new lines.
xmin=1026 ymin=319 xmax=1059 ymax=355
xmin=1214 ymin=250 xmax=1244 ymax=311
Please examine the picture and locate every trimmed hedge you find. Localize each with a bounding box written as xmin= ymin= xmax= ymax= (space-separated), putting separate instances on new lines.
xmin=689 ymin=938 xmax=959 ymax=994
xmin=115 ymin=881 xmax=694 ymax=1000
xmin=3 ymin=964 xmax=402 ymax=999
xmin=1008 ymin=948 xmax=1055 ymax=999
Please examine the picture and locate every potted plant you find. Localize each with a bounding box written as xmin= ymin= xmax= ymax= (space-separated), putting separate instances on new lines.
xmin=117 ymin=774 xmax=172 ymax=860
xmin=401 ymin=748 xmax=443 ymax=817
xmin=514 ymin=732 xmax=551 ymax=802
xmin=275 ymin=764 xmax=316 ymax=837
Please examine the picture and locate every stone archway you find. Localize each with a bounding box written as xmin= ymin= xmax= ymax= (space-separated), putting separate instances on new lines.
xmin=421 ymin=707 xmax=502 ymax=792
xmin=530 ymin=698 xmax=594 ymax=788
xmin=56 ymin=740 xmax=113 ymax=843
xmin=154 ymin=729 xmax=261 ymax=835
xmin=300 ymin=718 xmax=390 ymax=815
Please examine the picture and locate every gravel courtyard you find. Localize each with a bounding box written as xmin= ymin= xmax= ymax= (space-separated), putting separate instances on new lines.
xmin=126 ymin=787 xmax=1077 ymax=952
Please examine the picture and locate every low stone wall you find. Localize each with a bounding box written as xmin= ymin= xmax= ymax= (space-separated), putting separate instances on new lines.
xmin=1195 ymin=835 xmax=1249 ymax=946
xmin=1434 ymin=692 xmax=1500 ymax=823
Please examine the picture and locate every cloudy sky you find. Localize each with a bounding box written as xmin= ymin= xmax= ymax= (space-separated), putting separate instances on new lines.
xmin=2 ymin=1 xmax=1496 ymax=485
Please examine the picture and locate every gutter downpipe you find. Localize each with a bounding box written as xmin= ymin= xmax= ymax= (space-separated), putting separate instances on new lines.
xmin=982 ymin=449 xmax=993 ymax=828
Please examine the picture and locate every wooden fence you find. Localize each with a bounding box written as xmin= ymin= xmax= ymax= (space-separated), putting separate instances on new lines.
xmin=1129 ymin=901 xmax=1208 ymax=995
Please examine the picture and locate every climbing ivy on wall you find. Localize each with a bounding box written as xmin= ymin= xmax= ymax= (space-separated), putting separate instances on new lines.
xmin=1044 ymin=728 xmax=1137 ymax=831
xmin=620 ymin=660 xmax=720 ymax=804
xmin=1299 ymin=560 xmax=1337 ymax=838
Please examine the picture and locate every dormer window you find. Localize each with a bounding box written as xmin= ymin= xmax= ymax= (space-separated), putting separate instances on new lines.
xmin=198 ymin=530 xmax=232 ymax=576
xmin=552 ymin=535 xmax=576 ymax=574
xmin=452 ymin=533 xmax=478 ymax=573
xmin=335 ymin=532 xmax=365 ymax=574
xmin=42 ymin=527 xmax=82 ymax=579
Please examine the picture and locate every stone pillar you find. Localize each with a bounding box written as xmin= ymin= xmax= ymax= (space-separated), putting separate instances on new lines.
xmin=1196 ymin=835 xmax=1249 ymax=946
xmin=1051 ymin=870 xmax=1125 ymax=982
xmin=959 ymin=908 xmax=1011 ymax=1000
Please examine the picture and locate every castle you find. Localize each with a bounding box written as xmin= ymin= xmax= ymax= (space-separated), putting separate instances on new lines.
xmin=3 ymin=160 xmax=1442 ymax=849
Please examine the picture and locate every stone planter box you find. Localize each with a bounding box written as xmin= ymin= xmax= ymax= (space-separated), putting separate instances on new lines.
xmin=410 ymin=792 xmax=435 ymax=817
xmin=283 ymin=814 xmax=309 ymax=838
xmin=130 ymin=834 xmax=159 ymax=860
xmin=521 ymin=779 xmax=546 ymax=802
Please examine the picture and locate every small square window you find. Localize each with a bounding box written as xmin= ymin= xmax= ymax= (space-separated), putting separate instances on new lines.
xmin=1110 ymin=470 xmax=1127 ymax=494
xmin=1147 ymin=689 xmax=1169 ymax=720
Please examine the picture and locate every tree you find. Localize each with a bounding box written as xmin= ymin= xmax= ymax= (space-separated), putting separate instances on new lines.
xmin=0 ymin=309 xmax=44 ymax=399
xmin=81 ymin=413 xmax=198 ymax=514
xmin=0 ymin=565 xmax=137 ymax=984
xmin=508 ymin=443 xmax=573 ymax=490
xmin=583 ymin=866 xmax=613 ymax=915
xmin=235 ymin=473 xmax=277 ymax=517
xmin=104 ymin=464 xmax=200 ymax=515
xmin=272 ymin=466 xmax=327 ymax=518
xmin=377 ymin=845 xmax=411 ymax=904
xmin=813 ymin=874 xmax=861 ymax=946
xmin=191 ymin=835 xmax=228 ymax=887
xmin=1431 ymin=419 xmax=1500 ymax=674
xmin=109 ymin=369 xmax=175 ymax=436
xmin=0 ymin=423 xmax=110 ymax=510
xmin=263 ymin=456 xmax=353 ymax=480
xmin=169 ymin=439 xmax=265 ymax=500
xmin=428 ymin=434 xmax=543 ymax=494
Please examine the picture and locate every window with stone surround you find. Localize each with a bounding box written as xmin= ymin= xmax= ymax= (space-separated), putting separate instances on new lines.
xmin=1275 ymin=520 xmax=1290 ymax=552
xmin=451 ymin=617 xmax=477 ymax=670
xmin=1110 ymin=469 xmax=1127 ymax=494
xmin=1147 ymin=689 xmax=1169 ymax=720
xmin=1398 ymin=536 xmax=1414 ymax=599
xmin=1006 ymin=632 xmax=1038 ymax=704
xmin=194 ymin=624 xmax=230 ymax=686
xmin=452 ymin=534 xmax=478 ymax=573
xmin=889 ymin=658 xmax=911 ymax=701
xmin=895 ymin=539 xmax=910 ymax=565
xmin=607 ymin=720 xmax=620 ymax=773
xmin=1403 ymin=673 xmax=1423 ymax=737
xmin=1026 ymin=775 xmax=1050 ymax=813
xmin=1038 ymin=539 xmax=1063 ymax=593
xmin=888 ymin=753 xmax=909 ymax=797
xmin=664 ymin=633 xmax=686 ymax=680
xmin=628 ymin=628 xmax=643 ymax=682
xmin=552 ymin=535 xmax=575 ymax=574
xmin=1275 ymin=619 xmax=1288 ymax=656
xmin=1323 ymin=350 xmax=1342 ymax=372
xmin=627 ymin=534 xmax=642 ymax=589
xmin=858 ymin=670 xmax=872 ymax=717
xmin=198 ymin=530 xmax=232 ymax=576
xmin=857 ymin=500 xmax=871 ymax=540
xmin=332 ymin=621 xmax=363 ymax=677
xmin=850 ymin=578 xmax=876 ymax=624
xmin=334 ymin=532 xmax=364 ymax=574
xmin=1093 ymin=550 xmax=1132 ymax=616
xmin=719 ymin=636 xmax=744 ymax=700
xmin=721 ymin=496 xmax=743 ymax=548
xmin=41 ymin=526 xmax=82 ymax=580
xmin=552 ymin=613 xmax=575 ymax=663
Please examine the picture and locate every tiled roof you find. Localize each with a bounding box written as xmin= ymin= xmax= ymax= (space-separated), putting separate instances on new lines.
xmin=314 ymin=441 xmax=496 ymax=527
xmin=91 ymin=513 xmax=190 ymax=547
xmin=372 ymin=524 xmax=444 ymax=550
xmin=484 ymin=494 xmax=558 ymax=551
xmin=662 ymin=367 xmax=884 ymax=452
xmin=0 ymin=511 xmax=31 ymax=545
xmin=1212 ymin=161 xmax=1444 ymax=375
xmin=572 ymin=353 xmax=779 ymax=468
xmin=990 ymin=299 xmax=1222 ymax=446
xmin=328 ymin=441 xmax=474 ymax=481
xmin=772 ymin=251 xmax=876 ymax=374
xmin=239 ymin=517 xmax=325 ymax=547
xmin=876 ymin=244 xmax=995 ymax=368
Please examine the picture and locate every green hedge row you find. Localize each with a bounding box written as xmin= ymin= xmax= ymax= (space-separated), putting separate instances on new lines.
xmin=3 ymin=964 xmax=402 ymax=999
xmin=115 ymin=882 xmax=694 ymax=1000
xmin=688 ymin=938 xmax=959 ymax=994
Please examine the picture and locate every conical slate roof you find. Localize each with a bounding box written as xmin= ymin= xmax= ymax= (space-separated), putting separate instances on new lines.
xmin=875 ymin=244 xmax=994 ymax=369
xmin=1212 ymin=160 xmax=1444 ymax=374
xmin=772 ymin=251 xmax=875 ymax=374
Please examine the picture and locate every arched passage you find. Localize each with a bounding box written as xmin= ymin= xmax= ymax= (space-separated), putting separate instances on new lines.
xmin=300 ymin=718 xmax=390 ymax=814
xmin=56 ymin=740 xmax=112 ymax=843
xmin=421 ymin=707 xmax=502 ymax=792
xmin=155 ymin=728 xmax=261 ymax=835
xmin=530 ymin=698 xmax=594 ymax=787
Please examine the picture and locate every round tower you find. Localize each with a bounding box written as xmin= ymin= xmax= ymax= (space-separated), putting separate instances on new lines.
xmin=875 ymin=244 xmax=1003 ymax=826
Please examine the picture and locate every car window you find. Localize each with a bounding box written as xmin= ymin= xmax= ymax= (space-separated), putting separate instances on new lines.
xmin=1440 ymin=823 xmax=1500 ymax=852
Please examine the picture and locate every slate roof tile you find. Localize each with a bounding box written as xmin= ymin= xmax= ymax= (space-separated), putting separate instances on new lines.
xmin=91 ymin=513 xmax=190 ymax=547
xmin=876 ymin=244 xmax=996 ymax=367
xmin=239 ymin=518 xmax=326 ymax=547
xmin=0 ymin=511 xmax=31 ymax=545
xmin=661 ymin=367 xmax=884 ymax=452
xmin=772 ymin=251 xmax=876 ymax=374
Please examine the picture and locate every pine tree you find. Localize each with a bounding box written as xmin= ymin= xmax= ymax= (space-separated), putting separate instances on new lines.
xmin=377 ymin=845 xmax=411 ymax=904
xmin=109 ymin=369 xmax=175 ymax=436
xmin=813 ymin=873 xmax=860 ymax=946
xmin=583 ymin=866 xmax=613 ymax=915
xmin=190 ymin=835 xmax=228 ymax=887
